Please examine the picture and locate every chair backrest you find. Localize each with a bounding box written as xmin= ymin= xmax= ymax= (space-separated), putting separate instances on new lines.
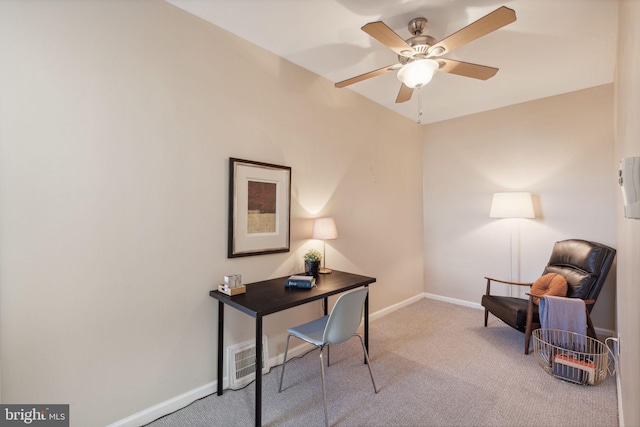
xmin=542 ymin=239 xmax=616 ymax=303
xmin=323 ymin=287 xmax=368 ymax=345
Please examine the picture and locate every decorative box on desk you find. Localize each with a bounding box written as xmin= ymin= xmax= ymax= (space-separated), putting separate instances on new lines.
xmin=218 ymin=284 xmax=246 ymax=296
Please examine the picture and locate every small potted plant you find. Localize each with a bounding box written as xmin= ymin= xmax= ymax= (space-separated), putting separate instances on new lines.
xmin=303 ymin=248 xmax=322 ymax=277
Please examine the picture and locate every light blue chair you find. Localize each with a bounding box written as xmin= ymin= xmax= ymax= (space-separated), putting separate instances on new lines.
xmin=278 ymin=287 xmax=378 ymax=427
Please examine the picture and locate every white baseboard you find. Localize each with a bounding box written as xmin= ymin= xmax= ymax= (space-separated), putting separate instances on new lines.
xmin=595 ymin=327 xmax=616 ymax=338
xmin=617 ymin=366 xmax=624 ymax=426
xmin=369 ymin=293 xmax=425 ymax=321
xmin=423 ymin=292 xmax=483 ymax=310
xmin=105 ymin=381 xmax=217 ymax=427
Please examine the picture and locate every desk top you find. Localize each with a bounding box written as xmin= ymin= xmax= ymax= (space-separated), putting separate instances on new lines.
xmin=209 ymin=270 xmax=376 ymax=318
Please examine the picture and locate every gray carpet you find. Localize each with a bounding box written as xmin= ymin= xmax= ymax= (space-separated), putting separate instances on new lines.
xmin=147 ymin=298 xmax=618 ymax=426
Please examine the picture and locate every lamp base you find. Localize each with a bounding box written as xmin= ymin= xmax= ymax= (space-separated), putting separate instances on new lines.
xmin=318 ymin=267 xmax=332 ymax=274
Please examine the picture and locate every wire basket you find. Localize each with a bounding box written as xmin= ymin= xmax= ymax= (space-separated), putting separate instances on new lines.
xmin=532 ymin=328 xmax=608 ymax=386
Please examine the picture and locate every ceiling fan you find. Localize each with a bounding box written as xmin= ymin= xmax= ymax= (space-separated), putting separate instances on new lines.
xmin=335 ymin=6 xmax=517 ymax=103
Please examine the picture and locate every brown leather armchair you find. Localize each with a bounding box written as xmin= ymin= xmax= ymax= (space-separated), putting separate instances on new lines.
xmin=481 ymin=239 xmax=616 ymax=354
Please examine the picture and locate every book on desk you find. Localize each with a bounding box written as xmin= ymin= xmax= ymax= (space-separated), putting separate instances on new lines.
xmin=284 ymin=275 xmax=316 ymax=289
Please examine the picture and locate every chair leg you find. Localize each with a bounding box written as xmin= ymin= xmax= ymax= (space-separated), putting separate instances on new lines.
xmin=319 ymin=347 xmax=329 ymax=427
xmin=524 ymin=297 xmax=534 ymax=355
xmin=586 ymin=310 xmax=597 ymax=339
xmin=278 ymin=334 xmax=292 ymax=392
xmin=484 ymin=308 xmax=489 ymax=327
xmin=327 ymin=344 xmax=330 ymax=366
xmin=524 ymin=326 xmax=532 ymax=355
xmin=356 ymin=334 xmax=378 ymax=393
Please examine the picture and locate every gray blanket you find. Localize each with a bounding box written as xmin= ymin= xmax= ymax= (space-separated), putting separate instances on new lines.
xmin=539 ymin=295 xmax=587 ymax=335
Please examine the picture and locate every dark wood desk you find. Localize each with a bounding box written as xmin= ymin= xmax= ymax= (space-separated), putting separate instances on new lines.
xmin=209 ymin=270 xmax=376 ymax=427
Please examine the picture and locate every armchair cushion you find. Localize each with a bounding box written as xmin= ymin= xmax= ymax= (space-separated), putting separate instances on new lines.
xmin=481 ymin=295 xmax=537 ymax=332
xmin=530 ymin=273 xmax=567 ymax=305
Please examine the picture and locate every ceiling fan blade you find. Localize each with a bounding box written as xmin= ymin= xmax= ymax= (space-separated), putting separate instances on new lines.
xmin=334 ymin=64 xmax=400 ymax=88
xmin=361 ymin=21 xmax=416 ymax=57
xmin=437 ymin=58 xmax=498 ymax=80
xmin=395 ymin=84 xmax=414 ymax=103
xmin=430 ymin=6 xmax=516 ymax=56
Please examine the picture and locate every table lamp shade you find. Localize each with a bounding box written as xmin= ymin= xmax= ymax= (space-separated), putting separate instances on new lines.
xmin=312 ymin=217 xmax=338 ymax=240
xmin=490 ymin=192 xmax=535 ymax=218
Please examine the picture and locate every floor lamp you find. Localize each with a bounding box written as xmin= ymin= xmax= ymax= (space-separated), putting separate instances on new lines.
xmin=489 ymin=192 xmax=535 ymax=295
xmin=312 ymin=217 xmax=338 ymax=274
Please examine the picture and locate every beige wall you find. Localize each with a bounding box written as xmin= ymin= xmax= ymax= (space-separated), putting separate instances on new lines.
xmin=615 ymin=1 xmax=640 ymax=426
xmin=0 ymin=1 xmax=424 ymax=425
xmin=422 ymin=85 xmax=617 ymax=331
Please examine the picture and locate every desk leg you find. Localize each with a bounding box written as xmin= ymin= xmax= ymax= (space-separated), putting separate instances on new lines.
xmin=255 ymin=316 xmax=263 ymax=427
xmin=364 ymin=285 xmax=369 ymax=364
xmin=217 ymin=301 xmax=224 ymax=396
xmin=323 ymin=297 xmax=328 ymax=316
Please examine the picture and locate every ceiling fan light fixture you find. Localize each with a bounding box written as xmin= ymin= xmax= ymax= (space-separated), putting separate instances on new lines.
xmin=397 ymin=59 xmax=438 ymax=89
xmin=428 ymin=46 xmax=446 ymax=57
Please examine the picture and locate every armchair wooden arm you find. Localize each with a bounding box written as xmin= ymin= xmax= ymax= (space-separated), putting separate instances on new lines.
xmin=484 ymin=276 xmax=533 ymax=296
xmin=525 ymin=291 xmax=595 ymax=305
xmin=484 ymin=276 xmax=534 ymax=286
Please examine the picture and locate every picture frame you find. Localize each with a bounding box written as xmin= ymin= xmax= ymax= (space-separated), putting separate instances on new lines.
xmin=228 ymin=158 xmax=291 ymax=258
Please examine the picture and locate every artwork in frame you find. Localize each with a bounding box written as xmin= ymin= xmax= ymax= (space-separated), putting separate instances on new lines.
xmin=228 ymin=158 xmax=291 ymax=257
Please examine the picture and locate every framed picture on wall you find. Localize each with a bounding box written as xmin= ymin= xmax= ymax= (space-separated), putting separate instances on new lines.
xmin=228 ymin=158 xmax=291 ymax=257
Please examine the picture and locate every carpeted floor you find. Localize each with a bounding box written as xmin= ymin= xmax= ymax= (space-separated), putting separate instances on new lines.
xmin=147 ymin=298 xmax=618 ymax=426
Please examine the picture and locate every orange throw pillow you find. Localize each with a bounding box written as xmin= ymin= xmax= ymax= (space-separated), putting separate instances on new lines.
xmin=530 ymin=273 xmax=568 ymax=305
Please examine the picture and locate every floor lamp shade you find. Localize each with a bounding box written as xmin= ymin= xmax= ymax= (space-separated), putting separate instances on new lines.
xmin=312 ymin=217 xmax=338 ymax=274
xmin=490 ymin=192 xmax=535 ymax=219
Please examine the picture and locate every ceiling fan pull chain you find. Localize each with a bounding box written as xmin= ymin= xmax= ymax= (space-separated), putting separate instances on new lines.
xmin=417 ymin=85 xmax=423 ymax=124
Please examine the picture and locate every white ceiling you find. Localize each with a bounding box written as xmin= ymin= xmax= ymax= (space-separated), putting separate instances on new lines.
xmin=165 ymin=0 xmax=619 ymax=124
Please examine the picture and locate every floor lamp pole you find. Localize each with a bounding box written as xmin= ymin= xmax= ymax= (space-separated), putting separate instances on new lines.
xmin=509 ymin=225 xmax=513 ymax=296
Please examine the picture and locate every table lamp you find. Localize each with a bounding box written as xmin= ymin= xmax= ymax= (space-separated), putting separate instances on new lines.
xmin=312 ymin=217 xmax=338 ymax=274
